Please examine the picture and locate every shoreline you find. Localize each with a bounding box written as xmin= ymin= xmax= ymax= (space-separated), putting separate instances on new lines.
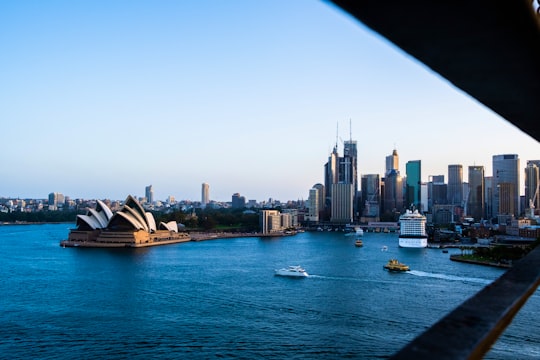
xmin=449 ymin=254 xmax=511 ymax=268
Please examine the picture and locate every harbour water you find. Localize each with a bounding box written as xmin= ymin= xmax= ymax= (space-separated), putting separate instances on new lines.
xmin=1 ymin=224 xmax=539 ymax=359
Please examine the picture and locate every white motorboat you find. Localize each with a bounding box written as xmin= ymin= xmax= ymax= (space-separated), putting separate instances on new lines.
xmin=275 ymin=265 xmax=309 ymax=277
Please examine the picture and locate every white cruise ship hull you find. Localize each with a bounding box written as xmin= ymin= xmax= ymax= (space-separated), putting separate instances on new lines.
xmin=398 ymin=237 xmax=428 ymax=248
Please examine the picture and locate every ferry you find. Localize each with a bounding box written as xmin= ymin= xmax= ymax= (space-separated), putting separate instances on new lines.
xmin=398 ymin=209 xmax=428 ymax=248
xmin=383 ymin=259 xmax=410 ymax=272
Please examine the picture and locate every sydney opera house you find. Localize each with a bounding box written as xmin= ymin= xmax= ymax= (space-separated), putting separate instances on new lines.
xmin=61 ymin=195 xmax=190 ymax=247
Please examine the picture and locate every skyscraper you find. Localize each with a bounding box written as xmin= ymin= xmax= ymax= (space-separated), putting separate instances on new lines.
xmin=307 ymin=187 xmax=320 ymax=222
xmin=525 ymin=160 xmax=540 ymax=215
xmin=232 ymin=193 xmax=246 ymax=209
xmin=343 ymin=140 xmax=359 ymax=217
xmin=201 ymin=183 xmax=210 ymax=208
xmin=145 ymin=185 xmax=154 ymax=204
xmin=324 ymin=146 xmax=339 ymax=219
xmin=468 ymin=166 xmax=485 ymax=221
xmin=406 ymin=160 xmax=421 ymax=210
xmin=447 ymin=165 xmax=463 ymax=206
xmin=324 ymin=138 xmax=357 ymax=224
xmin=383 ymin=169 xmax=403 ymax=218
xmin=385 ymin=148 xmax=399 ymax=176
xmin=361 ymin=174 xmax=380 ymax=220
xmin=493 ymin=154 xmax=520 ymax=218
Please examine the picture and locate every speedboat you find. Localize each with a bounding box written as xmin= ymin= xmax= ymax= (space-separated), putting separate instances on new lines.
xmin=383 ymin=259 xmax=410 ymax=272
xmin=275 ymin=265 xmax=309 ymax=277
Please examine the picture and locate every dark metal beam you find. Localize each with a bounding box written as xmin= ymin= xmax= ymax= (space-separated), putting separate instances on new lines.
xmin=330 ymin=0 xmax=540 ymax=142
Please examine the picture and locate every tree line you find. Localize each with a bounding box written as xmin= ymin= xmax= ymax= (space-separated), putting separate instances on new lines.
xmin=1 ymin=207 xmax=261 ymax=232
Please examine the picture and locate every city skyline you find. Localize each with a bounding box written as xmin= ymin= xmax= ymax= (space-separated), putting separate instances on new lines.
xmin=1 ymin=1 xmax=538 ymax=202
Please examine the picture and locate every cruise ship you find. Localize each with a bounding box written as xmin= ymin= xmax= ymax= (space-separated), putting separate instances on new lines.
xmin=398 ymin=209 xmax=428 ymax=248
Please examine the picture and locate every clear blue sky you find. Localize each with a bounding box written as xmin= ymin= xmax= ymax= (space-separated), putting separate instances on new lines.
xmin=1 ymin=0 xmax=538 ymax=202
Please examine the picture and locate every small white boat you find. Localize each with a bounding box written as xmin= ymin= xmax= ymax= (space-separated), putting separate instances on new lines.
xmin=275 ymin=265 xmax=309 ymax=277
xmin=381 ymin=245 xmax=388 ymax=251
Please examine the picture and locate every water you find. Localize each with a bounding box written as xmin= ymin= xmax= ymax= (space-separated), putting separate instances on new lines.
xmin=1 ymin=224 xmax=539 ymax=359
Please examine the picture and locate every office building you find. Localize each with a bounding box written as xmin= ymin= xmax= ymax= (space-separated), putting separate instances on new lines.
xmin=383 ymin=169 xmax=403 ymax=218
xmin=406 ymin=160 xmax=421 ymax=210
xmin=468 ymin=166 xmax=485 ymax=221
xmin=493 ymin=154 xmax=520 ymax=217
xmin=385 ymin=148 xmax=399 ymax=175
xmin=201 ymin=183 xmax=210 ymax=208
xmin=324 ymin=138 xmax=357 ymax=223
xmin=360 ymin=174 xmax=381 ymax=220
xmin=307 ymin=187 xmax=320 ymax=222
xmin=447 ymin=165 xmax=463 ymax=206
xmin=525 ymin=160 xmax=540 ymax=215
xmin=145 ymin=185 xmax=154 ymax=204
xmin=232 ymin=193 xmax=246 ymax=209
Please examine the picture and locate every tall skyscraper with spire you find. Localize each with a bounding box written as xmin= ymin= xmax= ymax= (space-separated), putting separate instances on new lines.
xmin=323 ymin=124 xmax=357 ymax=224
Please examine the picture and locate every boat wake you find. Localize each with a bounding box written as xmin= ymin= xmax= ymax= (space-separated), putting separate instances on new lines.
xmin=407 ymin=270 xmax=492 ymax=285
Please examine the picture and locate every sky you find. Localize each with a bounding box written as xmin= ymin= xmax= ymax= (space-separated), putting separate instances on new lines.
xmin=1 ymin=1 xmax=539 ymax=202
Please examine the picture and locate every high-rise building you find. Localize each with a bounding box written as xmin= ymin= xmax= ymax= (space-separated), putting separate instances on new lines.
xmin=525 ymin=160 xmax=540 ymax=215
xmin=324 ymin=146 xmax=339 ymax=218
xmin=201 ymin=183 xmax=210 ymax=208
xmin=324 ymin=138 xmax=357 ymax=223
xmin=312 ymin=183 xmax=325 ymax=220
xmin=383 ymin=169 xmax=403 ymax=218
xmin=406 ymin=160 xmax=421 ymax=210
xmin=232 ymin=193 xmax=246 ymax=209
xmin=385 ymin=148 xmax=399 ymax=176
xmin=360 ymin=174 xmax=380 ymax=220
xmin=468 ymin=166 xmax=485 ymax=221
xmin=307 ymin=187 xmax=320 ymax=222
xmin=484 ymin=176 xmax=494 ymax=219
xmin=343 ymin=140 xmax=359 ymax=217
xmin=145 ymin=185 xmax=154 ymax=204
xmin=493 ymin=154 xmax=520 ymax=218
xmin=447 ymin=165 xmax=463 ymax=206
xmin=260 ymin=210 xmax=281 ymax=234
xmin=331 ymin=183 xmax=354 ymax=223
xmin=428 ymin=175 xmax=447 ymax=212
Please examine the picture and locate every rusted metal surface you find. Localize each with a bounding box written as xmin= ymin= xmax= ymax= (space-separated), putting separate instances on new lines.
xmin=330 ymin=0 xmax=540 ymax=142
xmin=389 ymin=245 xmax=540 ymax=359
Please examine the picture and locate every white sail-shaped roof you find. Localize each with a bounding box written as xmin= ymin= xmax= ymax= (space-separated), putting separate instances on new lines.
xmin=88 ymin=208 xmax=109 ymax=228
xmin=146 ymin=212 xmax=157 ymax=233
xmin=159 ymin=221 xmax=178 ymax=232
xmin=111 ymin=211 xmax=146 ymax=230
xmin=123 ymin=205 xmax=149 ymax=232
xmin=76 ymin=214 xmax=103 ymax=230
xmin=96 ymin=200 xmax=113 ymax=222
